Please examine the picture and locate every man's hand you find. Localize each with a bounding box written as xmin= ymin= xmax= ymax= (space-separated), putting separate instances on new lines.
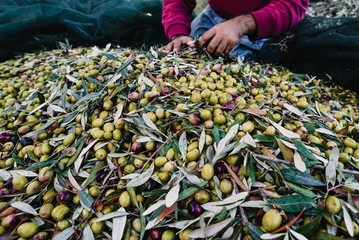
xmin=160 ymin=35 xmax=195 ymax=53
xmin=198 ymin=14 xmax=257 ymax=57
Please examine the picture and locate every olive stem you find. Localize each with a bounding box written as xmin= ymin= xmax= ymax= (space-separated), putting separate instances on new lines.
xmin=254 ymin=154 xmax=359 ymax=176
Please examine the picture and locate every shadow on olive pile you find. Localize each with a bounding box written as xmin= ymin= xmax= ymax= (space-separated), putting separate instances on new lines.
xmin=0 ymin=44 xmax=359 ymax=240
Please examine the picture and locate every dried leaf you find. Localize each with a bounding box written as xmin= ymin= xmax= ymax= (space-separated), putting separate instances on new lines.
xmin=276 ymin=138 xmax=294 ymax=161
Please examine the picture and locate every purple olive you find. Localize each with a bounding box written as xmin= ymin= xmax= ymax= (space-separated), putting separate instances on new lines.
xmin=131 ymin=141 xmax=142 ymax=153
xmin=97 ymin=172 xmax=107 ymax=182
xmin=188 ymin=200 xmax=203 ymax=217
xmin=20 ymin=137 xmax=33 ymax=146
xmin=223 ymin=102 xmax=235 ymax=109
xmin=123 ymin=132 xmax=133 ymax=143
xmin=150 ymin=229 xmax=163 ymax=240
xmin=5 ymin=177 xmax=13 ymax=187
xmin=0 ymin=132 xmax=12 ymax=142
xmin=177 ymin=70 xmax=186 ymax=78
xmin=214 ymin=162 xmax=227 ymax=175
xmin=128 ymin=92 xmax=139 ymax=101
xmin=146 ymin=179 xmax=161 ymax=191
xmin=188 ymin=113 xmax=201 ymax=126
xmin=0 ymin=188 xmax=9 ymax=196
xmin=56 ymin=191 xmax=73 ymax=204
xmin=10 ymin=135 xmax=19 ymax=143
xmin=32 ymin=231 xmax=49 ymax=240
xmin=1 ymin=214 xmax=18 ymax=228
xmin=9 ymin=187 xmax=17 ymax=194
xmin=161 ymin=87 xmax=170 ymax=95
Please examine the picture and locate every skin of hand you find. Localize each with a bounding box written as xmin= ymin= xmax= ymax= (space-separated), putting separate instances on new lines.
xmin=198 ymin=14 xmax=257 ymax=57
xmin=160 ymin=35 xmax=195 ymax=53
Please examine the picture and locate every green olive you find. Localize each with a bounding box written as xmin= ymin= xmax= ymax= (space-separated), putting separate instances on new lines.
xmin=326 ymin=196 xmax=341 ymax=214
xmin=132 ymin=218 xmax=142 ymax=233
xmin=63 ymin=134 xmax=76 ymax=146
xmin=17 ymin=222 xmax=38 ymax=238
xmin=12 ymin=175 xmax=28 ymax=190
xmin=194 ymin=190 xmax=210 ymax=204
xmin=119 ymin=191 xmax=131 ymax=208
xmin=220 ymin=179 xmax=233 ymax=194
xmin=26 ymin=180 xmax=41 ymax=195
xmin=201 ymin=163 xmax=214 ymax=181
xmin=39 ymin=203 xmax=54 ymax=218
xmin=187 ymin=149 xmax=200 ymax=162
xmin=51 ymin=204 xmax=70 ymax=221
xmin=262 ymin=209 xmax=282 ymax=232
xmin=162 ymin=230 xmax=175 ymax=240
xmin=90 ymin=218 xmax=105 ymax=235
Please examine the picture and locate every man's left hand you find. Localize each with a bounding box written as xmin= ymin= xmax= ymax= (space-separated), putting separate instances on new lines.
xmin=198 ymin=14 xmax=257 ymax=57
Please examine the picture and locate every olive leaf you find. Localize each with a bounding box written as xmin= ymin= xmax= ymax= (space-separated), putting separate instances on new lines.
xmin=83 ymin=225 xmax=95 ymax=240
xmin=269 ymin=119 xmax=300 ymax=139
xmin=113 ymin=208 xmax=127 ymax=240
xmin=126 ymin=163 xmax=154 ymax=187
xmin=165 ymin=183 xmax=180 ymax=207
xmin=294 ymin=151 xmax=307 ymax=172
xmin=179 ymin=131 xmax=187 ymax=160
xmin=281 ymin=168 xmax=326 ymax=186
xmin=11 ymin=202 xmax=38 ymax=215
xmin=188 ymin=218 xmax=233 ymax=238
xmin=53 ymin=227 xmax=74 ymax=240
xmin=79 ymin=190 xmax=94 ymax=211
xmin=268 ymin=195 xmax=316 ymax=212
xmin=326 ymin=147 xmax=339 ymax=185
xmin=341 ymin=201 xmax=354 ymax=237
xmin=199 ymin=128 xmax=205 ymax=154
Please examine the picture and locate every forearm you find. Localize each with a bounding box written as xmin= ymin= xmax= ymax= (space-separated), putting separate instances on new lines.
xmin=162 ymin=0 xmax=196 ymax=40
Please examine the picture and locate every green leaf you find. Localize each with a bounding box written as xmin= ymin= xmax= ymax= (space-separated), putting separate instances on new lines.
xmin=214 ymin=124 xmax=221 ymax=144
xmin=37 ymin=92 xmax=45 ymax=104
xmin=12 ymin=153 xmax=25 ymax=166
xmin=86 ymin=76 xmax=105 ymax=86
xmin=160 ymin=142 xmax=172 ymax=156
xmin=246 ymin=222 xmax=264 ymax=240
xmin=81 ymin=161 xmax=105 ymax=189
xmin=177 ymin=181 xmax=208 ymax=201
xmin=82 ymin=78 xmax=89 ymax=95
xmin=249 ymin=155 xmax=256 ymax=183
xmin=26 ymin=159 xmax=54 ymax=171
xmin=171 ymin=138 xmax=180 ymax=153
xmin=286 ymin=181 xmax=317 ymax=199
xmin=268 ymin=195 xmax=316 ymax=212
xmin=296 ymin=215 xmax=322 ymax=237
xmin=253 ymin=135 xmax=276 ymax=142
xmin=293 ymin=139 xmax=317 ymax=161
xmin=79 ymin=190 xmax=94 ymax=211
xmin=281 ymin=168 xmax=326 ymax=186
xmin=351 ymin=128 xmax=359 ymax=142
xmin=103 ymin=53 xmax=121 ymax=62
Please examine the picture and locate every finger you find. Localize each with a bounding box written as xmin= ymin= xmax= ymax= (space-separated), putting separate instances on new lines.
xmin=161 ymin=42 xmax=174 ymax=53
xmin=198 ymin=29 xmax=215 ymax=50
xmin=173 ymin=40 xmax=183 ymax=53
xmin=214 ymin=41 xmax=227 ymax=57
xmin=225 ymin=41 xmax=235 ymax=55
xmin=206 ymin=36 xmax=221 ymax=55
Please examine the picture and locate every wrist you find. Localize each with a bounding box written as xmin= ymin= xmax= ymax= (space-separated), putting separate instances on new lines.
xmin=234 ymin=14 xmax=257 ymax=39
xmin=171 ymin=34 xmax=187 ymax=41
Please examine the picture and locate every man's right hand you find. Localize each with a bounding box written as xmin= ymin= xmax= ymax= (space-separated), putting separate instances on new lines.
xmin=160 ymin=35 xmax=195 ymax=53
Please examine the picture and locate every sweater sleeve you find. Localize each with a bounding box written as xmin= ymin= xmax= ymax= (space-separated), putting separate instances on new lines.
xmin=162 ymin=0 xmax=196 ymax=40
xmin=250 ymin=0 xmax=309 ymax=40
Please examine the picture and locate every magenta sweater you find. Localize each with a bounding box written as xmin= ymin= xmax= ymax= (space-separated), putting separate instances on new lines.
xmin=162 ymin=0 xmax=309 ymax=40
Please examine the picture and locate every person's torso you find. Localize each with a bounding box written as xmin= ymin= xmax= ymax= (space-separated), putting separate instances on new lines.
xmin=208 ymin=0 xmax=271 ymax=19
